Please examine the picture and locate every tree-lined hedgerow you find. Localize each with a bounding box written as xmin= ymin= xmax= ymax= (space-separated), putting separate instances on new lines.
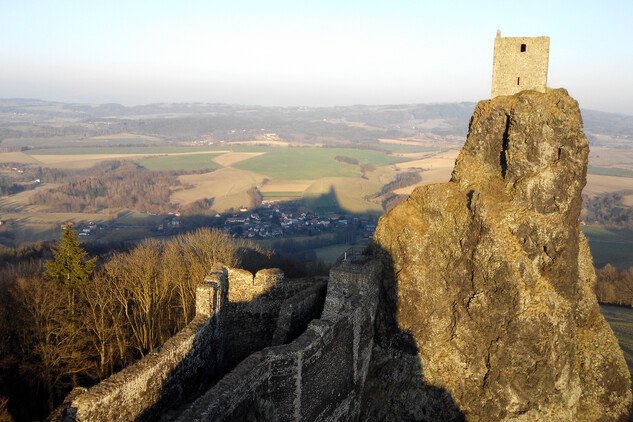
xmin=595 ymin=263 xmax=633 ymax=306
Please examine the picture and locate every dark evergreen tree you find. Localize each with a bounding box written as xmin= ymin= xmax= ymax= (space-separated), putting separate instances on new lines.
xmin=44 ymin=223 xmax=96 ymax=311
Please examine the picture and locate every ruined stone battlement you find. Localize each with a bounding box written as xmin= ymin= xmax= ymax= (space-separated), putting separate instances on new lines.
xmin=227 ymin=267 xmax=284 ymax=303
xmin=176 ymin=251 xmax=382 ymax=421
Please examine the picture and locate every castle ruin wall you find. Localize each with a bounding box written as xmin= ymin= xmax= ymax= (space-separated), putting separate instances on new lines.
xmin=176 ymin=255 xmax=382 ymax=421
xmin=222 ymin=271 xmax=325 ymax=370
xmin=227 ymin=267 xmax=282 ymax=303
xmin=53 ymin=253 xmax=380 ymax=422
xmin=272 ymin=281 xmax=328 ymax=346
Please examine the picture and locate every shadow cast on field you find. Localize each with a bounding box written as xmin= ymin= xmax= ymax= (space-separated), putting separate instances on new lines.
xmin=303 ymin=185 xmax=343 ymax=213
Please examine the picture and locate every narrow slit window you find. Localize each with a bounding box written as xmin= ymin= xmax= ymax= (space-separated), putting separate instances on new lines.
xmin=517 ymin=77 xmax=521 ymax=85
xmin=520 ymin=43 xmax=527 ymax=52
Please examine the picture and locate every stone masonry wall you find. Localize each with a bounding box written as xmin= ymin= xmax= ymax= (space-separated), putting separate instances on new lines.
xmin=272 ymin=281 xmax=328 ymax=346
xmin=227 ymin=267 xmax=283 ymax=303
xmin=222 ymin=271 xmax=322 ymax=370
xmin=491 ymin=32 xmax=549 ymax=98
xmin=60 ymin=264 xmax=229 ymax=422
xmin=176 ymin=255 xmax=382 ymax=421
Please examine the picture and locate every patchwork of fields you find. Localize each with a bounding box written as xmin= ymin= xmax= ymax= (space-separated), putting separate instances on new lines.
xmin=1 ymin=142 xmax=633 ymax=269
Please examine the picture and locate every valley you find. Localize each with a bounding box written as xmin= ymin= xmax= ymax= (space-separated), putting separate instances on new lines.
xmin=1 ymin=99 xmax=633 ymax=269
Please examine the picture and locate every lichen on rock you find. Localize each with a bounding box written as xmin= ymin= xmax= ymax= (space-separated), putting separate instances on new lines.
xmin=364 ymin=89 xmax=632 ymax=421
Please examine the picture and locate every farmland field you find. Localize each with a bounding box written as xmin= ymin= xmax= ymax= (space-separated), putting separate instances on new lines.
xmin=0 ymin=151 xmax=43 ymax=164
xmin=377 ymin=143 xmax=442 ymax=154
xmin=314 ymin=242 xmax=369 ymax=264
xmin=230 ymin=147 xmax=408 ymax=180
xmin=26 ymin=149 xmax=229 ymax=169
xmin=0 ymin=211 xmax=117 ymax=244
xmin=393 ymin=150 xmax=459 ymax=194
xmin=0 ymin=183 xmax=63 ymax=211
xmin=584 ymin=174 xmax=633 ymax=197
xmin=261 ymin=192 xmax=303 ymax=198
xmin=26 ymin=146 xmax=222 ymax=155
xmin=2 ymin=133 xmax=165 ymax=148
xmin=589 ymin=146 xmax=633 ymax=168
xmin=27 ymin=153 xmax=168 ymax=169
xmin=212 ymin=152 xmax=266 ymax=167
xmin=260 ymin=181 xmax=313 ymax=194
xmin=303 ymin=176 xmax=386 ymax=214
xmin=252 ymin=233 xmax=340 ymax=255
xmin=136 ymin=153 xmax=223 ymax=170
xmin=172 ymin=168 xmax=267 ymax=211
xmin=588 ymin=166 xmax=633 ymax=178
xmin=582 ymin=226 xmax=633 ymax=269
xmin=86 ymin=133 xmax=164 ymax=143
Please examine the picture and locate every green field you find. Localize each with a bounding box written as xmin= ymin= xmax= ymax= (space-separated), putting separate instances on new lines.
xmin=135 ymin=153 xmax=223 ymax=171
xmin=231 ymin=147 xmax=407 ymax=180
xmin=588 ymin=166 xmax=633 ymax=178
xmin=114 ymin=212 xmax=167 ymax=225
xmin=377 ymin=144 xmax=441 ymax=154
xmin=26 ymin=146 xmax=219 ymax=155
xmin=2 ymin=136 xmax=161 ymax=148
xmin=261 ymin=192 xmax=303 ymax=198
xmin=582 ymin=226 xmax=633 ymax=269
xmin=252 ymin=233 xmax=338 ymax=250
xmin=314 ymin=242 xmax=368 ymax=264
xmin=600 ymin=304 xmax=633 ymax=377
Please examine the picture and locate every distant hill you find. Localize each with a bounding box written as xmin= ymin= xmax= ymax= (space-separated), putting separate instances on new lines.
xmin=1 ymin=98 xmax=631 ymax=146
xmin=580 ymin=109 xmax=633 ymax=138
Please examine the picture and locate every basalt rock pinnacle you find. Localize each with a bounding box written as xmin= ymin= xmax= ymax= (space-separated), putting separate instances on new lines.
xmin=365 ymin=89 xmax=632 ymax=421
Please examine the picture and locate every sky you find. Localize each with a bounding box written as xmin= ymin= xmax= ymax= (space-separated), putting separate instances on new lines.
xmin=1 ymin=0 xmax=632 ymax=115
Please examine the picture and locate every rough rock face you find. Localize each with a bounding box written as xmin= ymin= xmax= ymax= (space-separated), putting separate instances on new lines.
xmin=364 ymin=89 xmax=632 ymax=421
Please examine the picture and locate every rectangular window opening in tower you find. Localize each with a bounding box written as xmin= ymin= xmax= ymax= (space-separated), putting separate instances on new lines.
xmin=517 ymin=77 xmax=521 ymax=85
xmin=520 ymin=43 xmax=526 ymax=52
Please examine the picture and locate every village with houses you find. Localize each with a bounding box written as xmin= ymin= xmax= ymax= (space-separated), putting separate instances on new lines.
xmin=65 ymin=200 xmax=378 ymax=253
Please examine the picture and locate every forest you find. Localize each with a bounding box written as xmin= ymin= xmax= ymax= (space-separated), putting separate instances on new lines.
xmin=583 ymin=192 xmax=633 ymax=228
xmin=29 ymin=161 xmax=184 ymax=214
xmin=595 ymin=264 xmax=633 ymax=307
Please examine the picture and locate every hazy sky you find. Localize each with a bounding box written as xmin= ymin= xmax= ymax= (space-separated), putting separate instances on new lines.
xmin=1 ymin=0 xmax=632 ymax=114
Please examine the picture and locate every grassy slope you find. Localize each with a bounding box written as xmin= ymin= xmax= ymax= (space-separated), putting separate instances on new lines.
xmin=582 ymin=226 xmax=633 ymax=269
xmin=314 ymin=241 xmax=369 ymax=264
xmin=600 ymin=304 xmax=633 ymax=378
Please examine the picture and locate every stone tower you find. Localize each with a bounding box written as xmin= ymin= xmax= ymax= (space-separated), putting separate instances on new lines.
xmin=491 ymin=30 xmax=550 ymax=98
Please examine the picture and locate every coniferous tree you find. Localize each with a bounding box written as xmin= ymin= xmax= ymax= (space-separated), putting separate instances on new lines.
xmin=44 ymin=223 xmax=96 ymax=311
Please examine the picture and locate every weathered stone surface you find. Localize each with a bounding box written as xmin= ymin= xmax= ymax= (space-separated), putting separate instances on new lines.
xmin=367 ymin=89 xmax=632 ymax=421
xmin=177 ymin=255 xmax=382 ymax=422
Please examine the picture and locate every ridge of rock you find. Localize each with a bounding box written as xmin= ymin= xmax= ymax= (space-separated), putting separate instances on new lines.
xmin=365 ymin=89 xmax=632 ymax=421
